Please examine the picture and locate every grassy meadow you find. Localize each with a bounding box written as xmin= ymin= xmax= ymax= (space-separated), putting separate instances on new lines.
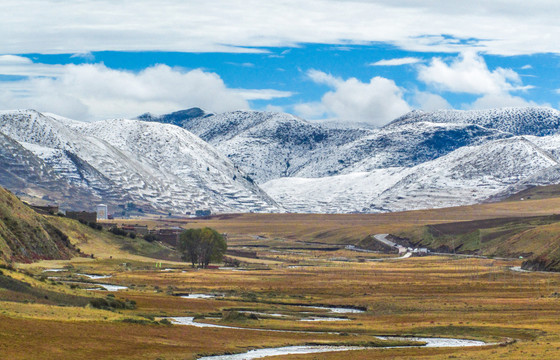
xmin=3 ymin=198 xmax=560 ymax=358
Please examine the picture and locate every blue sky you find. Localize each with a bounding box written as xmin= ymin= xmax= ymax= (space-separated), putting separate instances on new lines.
xmin=1 ymin=1 xmax=560 ymax=125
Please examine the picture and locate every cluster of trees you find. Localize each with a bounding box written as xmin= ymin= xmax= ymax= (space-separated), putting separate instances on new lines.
xmin=178 ymin=227 xmax=227 ymax=268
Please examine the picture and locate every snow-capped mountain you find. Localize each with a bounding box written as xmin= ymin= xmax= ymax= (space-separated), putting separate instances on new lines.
xmin=388 ymin=107 xmax=560 ymax=136
xmin=263 ymin=136 xmax=560 ymax=213
xmin=5 ymin=106 xmax=560 ymax=215
xmin=142 ymin=106 xmax=560 ymax=213
xmin=140 ymin=109 xmax=369 ymax=183
xmin=0 ymin=110 xmax=279 ymax=214
xmin=141 ymin=109 xmax=510 ymax=182
xmin=0 ymin=131 xmax=101 ymax=207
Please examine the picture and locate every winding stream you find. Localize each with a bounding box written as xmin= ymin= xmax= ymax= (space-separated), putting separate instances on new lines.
xmin=197 ymin=336 xmax=488 ymax=360
xmin=168 ymin=316 xmax=490 ymax=359
xmin=77 ymin=273 xmax=112 ymax=280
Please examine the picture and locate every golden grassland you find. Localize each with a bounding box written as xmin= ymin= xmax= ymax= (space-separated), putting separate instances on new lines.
xmin=113 ymin=197 xmax=560 ymax=246
xmin=5 ymin=198 xmax=560 ymax=359
xmin=2 ymin=250 xmax=560 ymax=359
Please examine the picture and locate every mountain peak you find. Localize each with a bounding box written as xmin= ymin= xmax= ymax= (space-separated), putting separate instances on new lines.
xmin=136 ymin=107 xmax=213 ymax=127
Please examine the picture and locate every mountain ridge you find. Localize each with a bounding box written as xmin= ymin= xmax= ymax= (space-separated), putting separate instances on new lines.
xmin=140 ymin=106 xmax=560 ymax=213
xmin=0 ymin=110 xmax=279 ymax=215
xmin=3 ymin=106 xmax=560 ymax=215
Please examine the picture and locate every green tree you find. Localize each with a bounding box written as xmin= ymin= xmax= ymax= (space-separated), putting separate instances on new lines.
xmin=178 ymin=227 xmax=227 ymax=268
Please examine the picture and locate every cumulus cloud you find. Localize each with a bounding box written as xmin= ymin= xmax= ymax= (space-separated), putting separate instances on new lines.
xmin=370 ymin=57 xmax=423 ymax=66
xmin=466 ymin=93 xmax=542 ymax=110
xmin=417 ymin=52 xmax=531 ymax=95
xmin=0 ymin=60 xmax=292 ymax=120
xmin=416 ymin=52 xmax=544 ymax=110
xmin=297 ymin=70 xmax=410 ymax=126
xmin=413 ymin=91 xmax=452 ymax=111
xmin=293 ymin=102 xmax=329 ymax=120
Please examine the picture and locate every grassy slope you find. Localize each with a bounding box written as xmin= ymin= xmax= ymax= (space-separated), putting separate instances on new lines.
xmin=503 ymin=184 xmax=560 ymax=202
xmin=0 ymin=186 xmax=78 ymax=263
xmin=49 ymin=216 xmax=179 ymax=262
xmin=394 ymin=214 xmax=560 ymax=270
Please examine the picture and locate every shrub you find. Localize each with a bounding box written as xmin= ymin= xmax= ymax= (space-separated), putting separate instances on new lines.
xmin=159 ymin=318 xmax=172 ymax=325
xmin=222 ymin=310 xmax=258 ymax=322
xmin=0 ymin=263 xmax=14 ymax=271
xmin=109 ymin=227 xmax=128 ymax=236
xmin=144 ymin=234 xmax=157 ymax=242
xmin=89 ymin=296 xmax=136 ymax=310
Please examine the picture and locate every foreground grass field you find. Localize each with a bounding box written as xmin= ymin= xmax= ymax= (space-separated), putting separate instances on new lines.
xmin=3 ymin=248 xmax=560 ymax=359
xmin=4 ymin=199 xmax=560 ymax=359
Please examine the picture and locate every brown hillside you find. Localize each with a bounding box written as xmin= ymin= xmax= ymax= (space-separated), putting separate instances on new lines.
xmin=0 ymin=186 xmax=79 ymax=263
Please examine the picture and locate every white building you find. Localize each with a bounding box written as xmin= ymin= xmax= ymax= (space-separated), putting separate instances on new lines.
xmin=96 ymin=204 xmax=108 ymax=220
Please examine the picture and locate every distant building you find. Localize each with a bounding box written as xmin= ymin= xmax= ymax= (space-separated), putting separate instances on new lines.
xmin=97 ymin=204 xmax=108 ymax=220
xmin=121 ymin=224 xmax=149 ymax=235
xmin=27 ymin=204 xmax=59 ymax=215
xmin=397 ymin=246 xmax=408 ymax=254
xmin=150 ymin=227 xmax=183 ymax=247
xmin=195 ymin=209 xmax=211 ymax=217
xmin=66 ymin=211 xmax=97 ymax=224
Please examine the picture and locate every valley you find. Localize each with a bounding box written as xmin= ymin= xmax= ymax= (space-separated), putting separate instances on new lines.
xmin=3 ymin=107 xmax=560 ymax=359
xmin=3 ymin=190 xmax=560 ymax=358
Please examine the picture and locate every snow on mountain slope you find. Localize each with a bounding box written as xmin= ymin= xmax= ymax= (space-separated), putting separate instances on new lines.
xmin=292 ymin=121 xmax=511 ymax=177
xmin=0 ymin=132 xmax=102 ymax=208
xmin=388 ymin=107 xmax=560 ymax=136
xmin=5 ymin=106 xmax=560 ymax=215
xmin=0 ymin=110 xmax=279 ymax=214
xmin=142 ymin=109 xmax=510 ymax=182
xmin=70 ymin=118 xmax=278 ymax=212
xmin=487 ymin=134 xmax=560 ymax=199
xmin=140 ymin=109 xmax=369 ymax=182
xmin=262 ymin=137 xmax=560 ymax=213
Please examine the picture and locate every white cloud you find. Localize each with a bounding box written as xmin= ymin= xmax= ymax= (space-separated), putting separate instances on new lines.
xmin=2 ymin=1 xmax=560 ymax=56
xmin=298 ymin=70 xmax=410 ymax=126
xmin=0 ymin=60 xmax=290 ymax=120
xmin=466 ymin=93 xmax=539 ymax=110
xmin=306 ymin=70 xmax=340 ymax=87
xmin=232 ymin=89 xmax=294 ymax=100
xmin=293 ymin=102 xmax=328 ymax=120
xmin=370 ymin=57 xmax=422 ymax=66
xmin=521 ymin=64 xmax=533 ymax=70
xmin=0 ymin=55 xmax=67 ymax=77
xmin=417 ymin=52 xmax=531 ymax=95
xmin=416 ymin=52 xmax=544 ymax=110
xmin=263 ymin=104 xmax=285 ymax=113
xmin=225 ymin=62 xmax=255 ymax=68
xmin=70 ymin=52 xmax=95 ymax=61
xmin=0 ymin=55 xmax=32 ymax=65
xmin=413 ymin=91 xmax=452 ymax=111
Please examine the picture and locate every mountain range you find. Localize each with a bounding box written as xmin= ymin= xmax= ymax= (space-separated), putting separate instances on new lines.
xmin=0 ymin=110 xmax=278 ymax=214
xmin=2 ymin=106 xmax=560 ymax=214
